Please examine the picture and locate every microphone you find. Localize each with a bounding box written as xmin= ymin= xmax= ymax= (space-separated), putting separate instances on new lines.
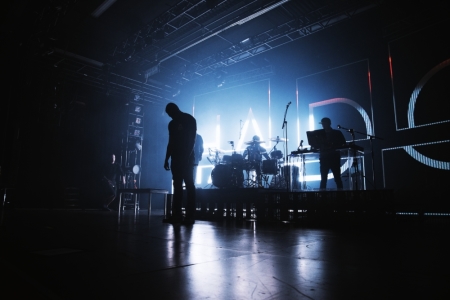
xmin=337 ymin=125 xmax=341 ymax=129
xmin=287 ymin=101 xmax=291 ymax=106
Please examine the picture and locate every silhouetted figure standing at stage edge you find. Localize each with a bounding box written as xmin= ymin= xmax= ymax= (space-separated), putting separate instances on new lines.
xmin=164 ymin=103 xmax=197 ymax=224
xmin=318 ymin=117 xmax=346 ymax=190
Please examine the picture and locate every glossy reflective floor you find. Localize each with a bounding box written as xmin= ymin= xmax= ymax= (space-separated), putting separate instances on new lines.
xmin=1 ymin=208 xmax=449 ymax=299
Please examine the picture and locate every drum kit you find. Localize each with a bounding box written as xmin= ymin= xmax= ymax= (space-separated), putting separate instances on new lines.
xmin=209 ymin=137 xmax=292 ymax=189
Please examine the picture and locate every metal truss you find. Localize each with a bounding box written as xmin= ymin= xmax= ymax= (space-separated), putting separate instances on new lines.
xmin=180 ymin=1 xmax=378 ymax=83
xmin=116 ymin=0 xmax=271 ymax=64
xmin=38 ymin=50 xmax=177 ymax=105
xmin=196 ymin=64 xmax=275 ymax=92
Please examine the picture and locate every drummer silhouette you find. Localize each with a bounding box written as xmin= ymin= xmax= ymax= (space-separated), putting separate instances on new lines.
xmin=243 ymin=135 xmax=270 ymax=186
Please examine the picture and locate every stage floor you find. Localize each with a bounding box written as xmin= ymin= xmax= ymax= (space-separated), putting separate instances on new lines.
xmin=1 ymin=208 xmax=449 ymax=299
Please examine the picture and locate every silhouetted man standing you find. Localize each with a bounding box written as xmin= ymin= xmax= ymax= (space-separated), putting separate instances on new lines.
xmin=164 ymin=103 xmax=197 ymax=224
xmin=318 ymin=117 xmax=346 ymax=190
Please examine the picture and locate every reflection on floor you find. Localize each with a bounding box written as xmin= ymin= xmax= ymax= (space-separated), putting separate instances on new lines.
xmin=1 ymin=208 xmax=449 ymax=299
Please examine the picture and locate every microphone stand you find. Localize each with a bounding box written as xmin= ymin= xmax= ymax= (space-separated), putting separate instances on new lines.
xmin=281 ymin=102 xmax=291 ymax=192
xmin=338 ymin=125 xmax=383 ymax=190
xmin=298 ymin=140 xmax=306 ymax=190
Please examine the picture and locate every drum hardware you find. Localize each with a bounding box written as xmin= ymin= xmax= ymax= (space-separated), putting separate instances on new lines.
xmin=244 ymin=140 xmax=265 ymax=145
xmin=207 ymin=147 xmax=225 ymax=165
xmin=269 ymin=136 xmax=288 ymax=143
xmin=268 ymin=137 xmax=284 ymax=160
xmin=243 ymin=170 xmax=267 ymax=188
xmin=269 ymin=173 xmax=287 ymax=189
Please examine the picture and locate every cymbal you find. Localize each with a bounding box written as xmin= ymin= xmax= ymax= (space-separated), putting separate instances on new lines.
xmin=270 ymin=137 xmax=288 ymax=142
xmin=208 ymin=148 xmax=223 ymax=154
xmin=244 ymin=141 xmax=265 ymax=145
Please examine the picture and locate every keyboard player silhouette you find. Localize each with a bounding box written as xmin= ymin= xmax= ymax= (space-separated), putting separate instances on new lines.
xmin=307 ymin=117 xmax=346 ymax=190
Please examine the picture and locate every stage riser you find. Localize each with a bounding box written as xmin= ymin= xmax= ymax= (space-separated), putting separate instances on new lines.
xmin=177 ymin=189 xmax=394 ymax=222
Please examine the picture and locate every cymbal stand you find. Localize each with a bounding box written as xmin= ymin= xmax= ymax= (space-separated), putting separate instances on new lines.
xmin=364 ymin=132 xmax=383 ymax=190
xmin=281 ymin=101 xmax=292 ymax=192
xmin=347 ymin=129 xmax=359 ymax=190
xmin=268 ymin=141 xmax=280 ymax=157
xmin=228 ymin=141 xmax=236 ymax=154
xmin=298 ymin=140 xmax=307 ymax=190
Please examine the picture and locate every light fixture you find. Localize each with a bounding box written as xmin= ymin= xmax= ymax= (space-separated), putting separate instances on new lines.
xmin=135 ymin=141 xmax=142 ymax=151
xmin=132 ymin=165 xmax=140 ymax=174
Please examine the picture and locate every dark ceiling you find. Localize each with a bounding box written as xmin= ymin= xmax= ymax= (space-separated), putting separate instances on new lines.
xmin=3 ymin=0 xmax=448 ymax=104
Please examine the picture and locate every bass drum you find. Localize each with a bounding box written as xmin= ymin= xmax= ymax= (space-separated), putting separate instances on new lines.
xmin=211 ymin=164 xmax=244 ymax=188
xmin=211 ymin=164 xmax=232 ymax=188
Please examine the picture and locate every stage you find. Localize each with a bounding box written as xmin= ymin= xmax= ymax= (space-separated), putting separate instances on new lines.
xmin=4 ymin=186 xmax=450 ymax=226
xmin=176 ymin=188 xmax=394 ymax=225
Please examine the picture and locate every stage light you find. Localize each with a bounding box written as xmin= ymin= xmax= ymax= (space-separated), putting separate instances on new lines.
xmin=144 ymin=64 xmax=160 ymax=78
xmin=135 ymin=117 xmax=142 ymax=125
xmin=132 ymin=165 xmax=140 ymax=174
xmin=236 ymin=119 xmax=250 ymax=151
xmin=240 ymin=37 xmax=253 ymax=49
xmin=309 ymin=113 xmax=315 ymax=131
xmin=135 ymin=141 xmax=142 ymax=151
xmin=251 ymin=118 xmax=264 ymax=145
xmin=134 ymin=105 xmax=142 ymax=114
